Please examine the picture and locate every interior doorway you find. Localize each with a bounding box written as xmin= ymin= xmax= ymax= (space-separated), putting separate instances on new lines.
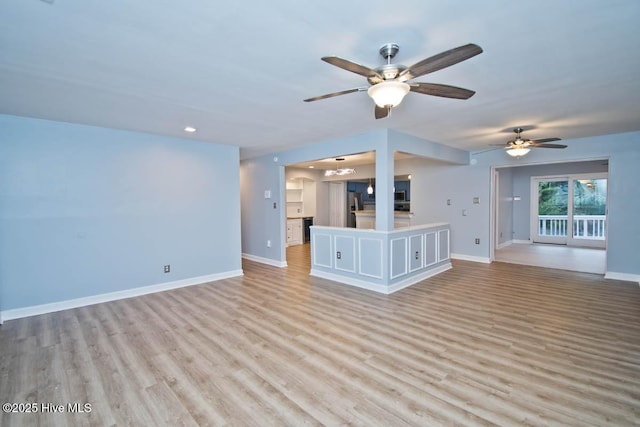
xmin=491 ymin=160 xmax=609 ymax=274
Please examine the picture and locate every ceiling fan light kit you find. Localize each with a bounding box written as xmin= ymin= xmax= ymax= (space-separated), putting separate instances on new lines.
xmin=368 ymin=81 xmax=410 ymax=108
xmin=506 ymin=147 xmax=531 ymax=158
xmin=305 ymin=42 xmax=483 ymax=119
xmin=495 ymin=127 xmax=567 ymax=158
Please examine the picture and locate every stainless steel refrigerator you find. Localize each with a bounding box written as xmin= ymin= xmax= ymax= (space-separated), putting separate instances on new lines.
xmin=347 ymin=192 xmax=361 ymax=228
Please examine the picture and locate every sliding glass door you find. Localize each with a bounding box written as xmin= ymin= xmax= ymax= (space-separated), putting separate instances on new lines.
xmin=532 ymin=174 xmax=607 ymax=248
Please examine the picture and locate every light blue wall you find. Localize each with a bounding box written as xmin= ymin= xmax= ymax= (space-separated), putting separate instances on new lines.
xmin=476 ymin=132 xmax=639 ymax=274
xmin=397 ymin=132 xmax=639 ymax=275
xmin=509 ymin=160 xmax=608 ymax=241
xmin=0 ymin=115 xmax=242 ymax=311
xmin=242 ymin=128 xmax=640 ymax=276
xmin=241 ymin=131 xmax=388 ymax=262
xmin=395 ymin=157 xmax=490 ymax=259
xmin=240 ymin=156 xmax=286 ymax=262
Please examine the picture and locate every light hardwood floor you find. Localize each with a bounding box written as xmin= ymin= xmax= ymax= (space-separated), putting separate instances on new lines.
xmin=495 ymin=242 xmax=606 ymax=274
xmin=1 ymin=244 xmax=639 ymax=426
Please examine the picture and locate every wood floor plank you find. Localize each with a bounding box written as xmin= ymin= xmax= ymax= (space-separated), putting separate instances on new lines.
xmin=1 ymin=243 xmax=639 ymax=426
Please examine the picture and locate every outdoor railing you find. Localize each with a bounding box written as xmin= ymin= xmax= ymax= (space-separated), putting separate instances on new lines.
xmin=538 ymin=215 xmax=606 ymax=239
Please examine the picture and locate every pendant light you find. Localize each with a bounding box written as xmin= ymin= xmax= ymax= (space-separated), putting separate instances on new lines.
xmin=367 ymin=178 xmax=374 ymax=195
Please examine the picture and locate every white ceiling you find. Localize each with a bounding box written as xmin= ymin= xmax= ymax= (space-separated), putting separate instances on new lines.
xmin=1 ymin=1 xmax=639 ymax=160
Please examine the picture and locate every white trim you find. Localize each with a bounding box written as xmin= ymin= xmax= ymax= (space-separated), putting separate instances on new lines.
xmin=451 ymin=253 xmax=492 ymax=264
xmin=311 ymin=262 xmax=452 ymax=295
xmin=604 ymin=271 xmax=640 ymax=284
xmin=242 ymin=253 xmax=287 ymax=268
xmin=512 ymin=239 xmax=532 ymax=244
xmin=388 ymin=263 xmax=452 ymax=294
xmin=496 ymin=240 xmax=513 ymax=250
xmin=1 ymin=270 xmax=244 ymax=321
xmin=310 ymin=269 xmax=389 ymax=293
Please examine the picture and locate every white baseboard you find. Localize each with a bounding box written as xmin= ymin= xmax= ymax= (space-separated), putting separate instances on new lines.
xmin=0 ymin=270 xmax=244 ymax=322
xmin=311 ymin=263 xmax=452 ymax=295
xmin=310 ymin=269 xmax=389 ymax=294
xmin=604 ymin=271 xmax=640 ymax=284
xmin=512 ymin=239 xmax=532 ymax=244
xmin=387 ymin=263 xmax=452 ymax=294
xmin=496 ymin=240 xmax=513 ymax=250
xmin=242 ymin=253 xmax=287 ymax=268
xmin=451 ymin=253 xmax=492 ymax=264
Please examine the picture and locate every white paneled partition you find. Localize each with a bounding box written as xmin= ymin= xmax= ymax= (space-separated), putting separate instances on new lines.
xmin=310 ymin=223 xmax=451 ymax=294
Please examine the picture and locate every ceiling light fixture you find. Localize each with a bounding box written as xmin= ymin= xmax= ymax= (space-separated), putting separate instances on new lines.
xmin=506 ymin=147 xmax=531 ymax=158
xmin=367 ymin=178 xmax=374 ymax=195
xmin=325 ymin=158 xmax=355 ymax=176
xmin=184 ymin=126 xmax=197 ymax=133
xmin=368 ymin=80 xmax=410 ymax=108
xmin=325 ymin=168 xmax=356 ymax=177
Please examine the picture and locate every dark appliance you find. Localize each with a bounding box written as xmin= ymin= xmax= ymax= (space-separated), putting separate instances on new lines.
xmin=303 ymin=217 xmax=313 ymax=243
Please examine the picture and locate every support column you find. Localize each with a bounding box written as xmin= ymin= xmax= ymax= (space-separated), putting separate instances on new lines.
xmin=375 ymin=141 xmax=394 ymax=231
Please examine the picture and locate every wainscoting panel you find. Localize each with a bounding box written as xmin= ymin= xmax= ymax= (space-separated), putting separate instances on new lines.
xmin=310 ymin=223 xmax=451 ymax=294
xmin=425 ymin=231 xmax=438 ymax=267
xmin=334 ymin=235 xmax=356 ymax=273
xmin=409 ymin=234 xmax=424 ymax=272
xmin=313 ymin=233 xmax=333 ymax=268
xmin=359 ymin=238 xmax=384 ymax=279
xmin=438 ymin=229 xmax=450 ymax=262
xmin=390 ymin=237 xmax=408 ymax=279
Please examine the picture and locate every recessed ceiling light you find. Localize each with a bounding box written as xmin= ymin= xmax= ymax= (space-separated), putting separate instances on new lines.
xmin=184 ymin=126 xmax=197 ymax=133
xmin=308 ymin=166 xmax=314 ymax=168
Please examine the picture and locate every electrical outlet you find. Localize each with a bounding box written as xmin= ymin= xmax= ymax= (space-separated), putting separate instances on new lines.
xmin=475 ymin=238 xmax=480 ymax=245
xmin=447 ymin=199 xmax=451 ymax=206
xmin=473 ymin=197 xmax=480 ymax=204
xmin=273 ymin=202 xmax=276 ymax=209
xmin=267 ymin=240 xmax=271 ymax=247
xmin=415 ymin=251 xmax=419 ymax=260
xmin=164 ymin=264 xmax=170 ymax=273
xmin=336 ymin=251 xmax=341 ymax=260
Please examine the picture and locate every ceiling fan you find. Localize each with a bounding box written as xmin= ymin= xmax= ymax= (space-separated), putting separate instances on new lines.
xmin=304 ymin=42 xmax=483 ymax=119
xmin=495 ymin=128 xmax=567 ymax=157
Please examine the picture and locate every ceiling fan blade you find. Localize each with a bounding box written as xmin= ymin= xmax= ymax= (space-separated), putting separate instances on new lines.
xmin=304 ymin=88 xmax=366 ymax=102
xmin=530 ymin=137 xmax=561 ymax=144
xmin=375 ymin=105 xmax=390 ymax=119
xmin=322 ymin=56 xmax=383 ymax=80
xmin=399 ymin=43 xmax=483 ymax=81
xmin=529 ymin=142 xmax=567 ymax=149
xmin=409 ymin=83 xmax=476 ymax=99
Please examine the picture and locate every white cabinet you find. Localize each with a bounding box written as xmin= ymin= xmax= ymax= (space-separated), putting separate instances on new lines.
xmin=286 ymin=218 xmax=303 ymax=246
xmin=286 ymin=178 xmax=316 ymax=218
